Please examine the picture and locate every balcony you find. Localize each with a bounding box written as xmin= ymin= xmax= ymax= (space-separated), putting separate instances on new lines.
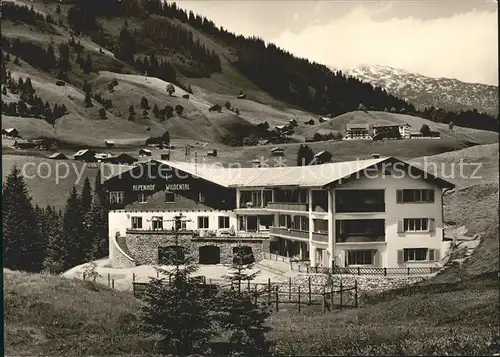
xmin=335 ymin=203 xmax=385 ymax=213
xmin=336 ymin=235 xmax=385 ymax=243
xmin=312 ymin=232 xmax=328 ymax=243
xmin=269 ymin=226 xmax=309 ymax=240
xmin=267 ymin=202 xmax=308 ymax=212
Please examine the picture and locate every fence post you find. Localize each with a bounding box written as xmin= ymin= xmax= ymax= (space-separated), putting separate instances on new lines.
xmin=133 ymin=273 xmax=136 ymax=282
xmin=156 ymin=270 xmax=159 ymax=278
xmin=322 ymin=286 xmax=326 ymax=313
xmin=247 ymin=279 xmax=251 ymax=291
xmin=315 ymin=266 xmax=318 ymax=274
xmin=208 ymin=282 xmax=212 ymax=298
xmin=83 ymin=272 xmax=86 ymax=281
xmin=112 ymin=279 xmax=115 ymax=290
xmin=339 ymin=280 xmax=343 ymax=310
xmin=275 ymin=286 xmax=279 ymax=312
xmin=298 ymin=286 xmax=301 ymax=313
xmin=354 ymin=280 xmax=358 ymax=308
xmin=384 ymin=268 xmax=387 ymax=277
xmin=238 ymin=279 xmax=241 ymax=293
xmin=108 ymin=273 xmax=110 ymax=287
xmin=407 ymin=267 xmax=411 ymax=275
xmin=288 ymin=277 xmax=292 ymax=302
xmin=308 ymin=276 xmax=312 ymax=305
xmin=298 ymin=264 xmax=301 ymax=272
xmin=357 ymin=267 xmax=360 ymax=276
xmin=268 ymin=278 xmax=271 ymax=305
xmin=330 ymin=284 xmax=334 ymax=307
xmin=254 ymin=284 xmax=258 ymax=304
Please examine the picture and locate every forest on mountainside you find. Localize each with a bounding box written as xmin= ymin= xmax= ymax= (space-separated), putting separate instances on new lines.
xmin=1 ymin=0 xmax=498 ymax=132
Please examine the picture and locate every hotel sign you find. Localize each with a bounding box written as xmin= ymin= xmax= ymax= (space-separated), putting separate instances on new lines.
xmin=166 ymin=183 xmax=190 ymax=191
xmin=132 ymin=184 xmax=156 ymax=191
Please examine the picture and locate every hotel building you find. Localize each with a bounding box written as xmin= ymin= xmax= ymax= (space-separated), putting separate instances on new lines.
xmin=104 ymin=156 xmax=454 ymax=270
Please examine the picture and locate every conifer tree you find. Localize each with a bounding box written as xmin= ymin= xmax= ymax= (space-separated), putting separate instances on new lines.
xmin=152 ymin=103 xmax=160 ymax=118
xmin=218 ymin=244 xmax=271 ymax=355
xmin=43 ymin=206 xmax=65 ymax=273
xmin=81 ymin=177 xmax=92 ymax=215
xmin=140 ymin=214 xmax=215 ymax=355
xmin=2 ymin=166 xmax=42 ymax=272
xmin=297 ymin=144 xmax=315 ymax=166
xmin=87 ymin=188 xmax=108 ymax=260
xmin=62 ymin=186 xmax=88 ymax=269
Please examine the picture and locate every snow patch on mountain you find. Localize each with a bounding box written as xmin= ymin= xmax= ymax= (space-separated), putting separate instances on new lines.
xmin=330 ymin=64 xmax=499 ymax=116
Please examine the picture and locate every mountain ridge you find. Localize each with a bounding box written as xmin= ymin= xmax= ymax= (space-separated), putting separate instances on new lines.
xmin=331 ymin=64 xmax=499 ymax=116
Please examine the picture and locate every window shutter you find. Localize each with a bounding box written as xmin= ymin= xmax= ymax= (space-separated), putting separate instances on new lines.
xmin=396 ymin=190 xmax=403 ymax=203
xmin=428 ymin=249 xmax=435 ymax=261
xmin=397 ymin=219 xmax=404 ymax=233
xmin=397 ymin=250 xmax=404 ymax=264
xmin=429 ymin=189 xmax=435 ymax=203
xmin=434 ymin=249 xmax=440 ymax=261
xmin=373 ymin=250 xmax=379 ymax=267
xmin=429 ymin=218 xmax=435 ymax=232
xmin=339 ymin=250 xmax=346 ymax=267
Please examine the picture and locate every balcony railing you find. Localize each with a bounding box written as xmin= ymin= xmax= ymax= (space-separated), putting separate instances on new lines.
xmin=267 ymin=202 xmax=308 ymax=212
xmin=312 ymin=232 xmax=328 ymax=243
xmin=335 ymin=203 xmax=385 ymax=213
xmin=269 ymin=226 xmax=309 ymax=240
xmin=336 ymin=235 xmax=386 ymax=243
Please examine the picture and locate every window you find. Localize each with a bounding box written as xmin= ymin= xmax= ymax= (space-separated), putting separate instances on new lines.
xmin=131 ymin=216 xmax=142 ymax=229
xmin=152 ymin=217 xmax=163 ymax=230
xmin=397 ymin=189 xmax=434 ymax=203
xmin=165 ymin=191 xmax=175 ymax=203
xmin=403 ymin=248 xmax=428 ymax=262
xmin=138 ymin=192 xmax=147 ymax=203
xmin=346 ymin=250 xmax=374 ymax=266
xmin=198 ymin=192 xmax=205 ymax=203
xmin=403 ymin=218 xmax=429 ymax=232
xmin=218 ymin=216 xmax=230 ymax=229
xmin=198 ymin=216 xmax=209 ymax=229
xmin=109 ymin=191 xmax=124 ymax=204
xmin=278 ymin=214 xmax=292 ymax=228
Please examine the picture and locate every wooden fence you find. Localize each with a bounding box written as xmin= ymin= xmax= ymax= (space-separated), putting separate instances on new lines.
xmin=132 ymin=275 xmax=358 ymax=313
xmin=304 ymin=266 xmax=441 ymax=276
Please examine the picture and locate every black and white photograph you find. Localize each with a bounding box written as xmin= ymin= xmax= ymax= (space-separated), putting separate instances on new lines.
xmin=1 ymin=0 xmax=499 ymax=355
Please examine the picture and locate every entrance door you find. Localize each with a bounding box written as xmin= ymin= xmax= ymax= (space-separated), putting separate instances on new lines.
xmin=199 ymin=245 xmax=221 ymax=264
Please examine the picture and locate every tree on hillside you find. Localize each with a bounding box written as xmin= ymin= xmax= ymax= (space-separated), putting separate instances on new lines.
xmin=164 ymin=105 xmax=174 ymax=119
xmin=162 ymin=131 xmax=171 ymax=145
xmin=420 ymin=124 xmax=431 ymax=137
xmin=175 ymin=104 xmax=184 ymax=115
xmin=84 ymin=92 xmax=93 ymax=107
xmin=99 ymin=108 xmax=107 ymax=119
xmin=140 ymin=214 xmax=215 ymax=355
xmin=42 ymin=206 xmax=65 ymax=273
xmin=225 ymin=100 xmax=231 ymax=110
xmin=81 ymin=177 xmax=92 ymax=215
xmin=62 ymin=186 xmax=89 ymax=270
xmin=166 ymin=83 xmax=175 ymax=96
xmin=3 ymin=166 xmax=44 ymax=272
xmin=128 ymin=105 xmax=136 ymax=116
xmin=140 ymin=96 xmax=150 ymax=110
xmin=86 ymin=188 xmax=108 ymax=260
xmin=217 ymin=245 xmax=271 ymax=355
xmin=153 ymin=103 xmax=160 ymax=118
xmin=448 ymin=121 xmax=454 ymax=132
xmin=297 ymin=144 xmax=314 ymax=166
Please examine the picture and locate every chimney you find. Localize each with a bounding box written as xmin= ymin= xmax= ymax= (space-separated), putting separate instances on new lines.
xmin=371 ymin=153 xmax=380 ymax=159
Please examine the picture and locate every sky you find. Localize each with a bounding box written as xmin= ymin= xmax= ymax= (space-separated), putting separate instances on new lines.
xmin=175 ymin=0 xmax=498 ymax=85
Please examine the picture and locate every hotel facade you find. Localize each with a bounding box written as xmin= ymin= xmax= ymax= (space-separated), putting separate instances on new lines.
xmin=104 ymin=157 xmax=454 ymax=270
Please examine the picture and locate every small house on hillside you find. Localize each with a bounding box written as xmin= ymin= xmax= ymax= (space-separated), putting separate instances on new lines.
xmin=373 ymin=123 xmax=410 ymax=139
xmin=209 ymin=104 xmax=222 ymax=112
xmin=311 ymin=151 xmax=333 ymax=165
xmin=95 ymin=153 xmax=112 ymax=161
xmin=305 ymin=136 xmax=315 ymax=143
xmin=207 ymin=149 xmax=218 ymax=157
xmin=104 ymin=153 xmax=138 ymax=165
xmin=73 ymin=149 xmax=98 ymax=162
xmin=237 ymin=91 xmax=246 ymax=99
xmin=251 ymin=159 xmax=262 ymax=168
xmin=14 ymin=140 xmax=38 ymax=150
xmin=160 ymin=153 xmax=170 ymax=160
xmin=276 ymin=125 xmax=287 ymax=132
xmin=270 ymin=147 xmax=284 ymax=156
xmin=258 ymin=139 xmax=269 ymax=146
xmin=305 ymin=119 xmax=315 ymax=125
xmin=139 ymin=148 xmax=152 ymax=157
xmin=49 ymin=152 xmax=68 ymax=160
xmin=105 ymin=140 xmax=115 ymax=148
xmin=289 ymin=119 xmax=298 ymax=126
xmin=318 ymin=117 xmax=329 ymax=123
xmin=3 ymin=128 xmax=19 ymax=138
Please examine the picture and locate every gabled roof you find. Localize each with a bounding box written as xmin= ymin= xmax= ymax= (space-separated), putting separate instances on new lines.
xmin=49 ymin=152 xmax=68 ymax=159
xmin=346 ymin=123 xmax=371 ymax=130
xmin=4 ymin=128 xmax=18 ymax=133
xmin=139 ymin=148 xmax=152 ymax=153
xmin=73 ymin=149 xmax=91 ymax=157
xmin=149 ymin=157 xmax=454 ymax=189
xmin=270 ymin=147 xmax=284 ymax=152
xmin=105 ymin=140 xmax=115 ymax=144
xmin=314 ymin=150 xmax=332 ymax=158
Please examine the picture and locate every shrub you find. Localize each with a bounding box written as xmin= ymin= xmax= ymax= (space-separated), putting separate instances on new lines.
xmin=98 ymin=108 xmax=106 ymax=119
xmin=175 ymin=104 xmax=184 ymax=115
xmin=225 ymin=101 xmax=231 ymax=110
xmin=166 ymin=83 xmax=175 ymax=96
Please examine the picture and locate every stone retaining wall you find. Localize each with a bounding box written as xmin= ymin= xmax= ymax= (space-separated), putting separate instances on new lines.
xmin=124 ymin=231 xmax=265 ymax=265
